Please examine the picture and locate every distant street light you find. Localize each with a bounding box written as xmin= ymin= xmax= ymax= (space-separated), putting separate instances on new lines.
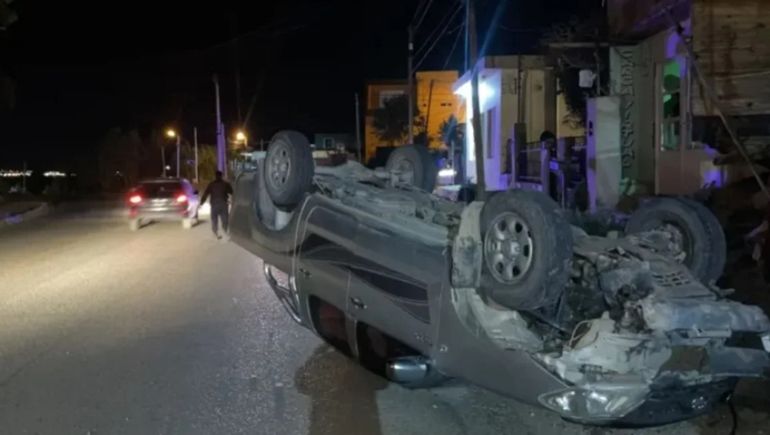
xmin=235 ymin=130 xmax=248 ymax=149
xmin=166 ymin=127 xmax=181 ymax=178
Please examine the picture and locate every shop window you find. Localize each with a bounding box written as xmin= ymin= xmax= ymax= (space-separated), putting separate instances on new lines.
xmin=378 ymin=90 xmax=405 ymax=108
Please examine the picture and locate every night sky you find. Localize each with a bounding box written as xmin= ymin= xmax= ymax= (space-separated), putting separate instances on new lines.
xmin=0 ymin=0 xmax=590 ymax=170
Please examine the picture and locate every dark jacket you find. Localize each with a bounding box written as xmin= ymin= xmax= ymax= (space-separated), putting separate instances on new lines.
xmin=201 ymin=179 xmax=233 ymax=207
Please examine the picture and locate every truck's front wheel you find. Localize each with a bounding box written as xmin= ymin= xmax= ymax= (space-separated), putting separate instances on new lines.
xmin=479 ymin=190 xmax=573 ymax=311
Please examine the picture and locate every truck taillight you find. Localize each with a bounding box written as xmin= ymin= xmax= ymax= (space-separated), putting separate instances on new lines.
xmin=129 ymin=194 xmax=142 ymax=204
xmin=176 ymin=194 xmax=188 ymax=204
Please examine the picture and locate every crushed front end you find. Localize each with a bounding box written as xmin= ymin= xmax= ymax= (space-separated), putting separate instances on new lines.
xmin=449 ymin=213 xmax=770 ymax=427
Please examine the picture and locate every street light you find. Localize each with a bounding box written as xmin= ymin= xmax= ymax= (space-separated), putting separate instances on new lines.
xmin=166 ymin=127 xmax=181 ymax=178
xmin=235 ymin=130 xmax=248 ymax=149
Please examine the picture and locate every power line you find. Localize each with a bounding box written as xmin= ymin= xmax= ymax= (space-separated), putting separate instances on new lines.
xmin=413 ymin=0 xmax=436 ymax=30
xmin=415 ymin=6 xmax=463 ymax=55
xmin=415 ymin=8 xmax=464 ymax=71
xmin=443 ymin=22 xmax=464 ymax=69
xmin=412 ymin=0 xmax=429 ymax=25
xmin=415 ymin=4 xmax=463 ymax=58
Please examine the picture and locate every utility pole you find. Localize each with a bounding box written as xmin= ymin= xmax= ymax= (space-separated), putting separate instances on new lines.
xmin=464 ymin=0 xmax=471 ymax=72
xmin=161 ymin=145 xmax=167 ymax=177
xmin=407 ymin=25 xmax=415 ymax=144
xmin=425 ymin=79 xmax=435 ymax=139
xmin=213 ymin=74 xmax=226 ymax=176
xmin=467 ymin=0 xmax=486 ymax=200
xmin=193 ymin=127 xmax=199 ymax=183
xmin=175 ymin=132 xmax=181 ymax=178
xmin=354 ymin=93 xmax=362 ymax=162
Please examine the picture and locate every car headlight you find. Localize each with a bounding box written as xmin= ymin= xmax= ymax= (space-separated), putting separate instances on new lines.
xmin=539 ymin=385 xmax=648 ymax=421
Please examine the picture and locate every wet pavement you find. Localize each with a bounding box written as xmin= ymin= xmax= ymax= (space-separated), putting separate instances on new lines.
xmin=0 ymin=202 xmax=768 ymax=434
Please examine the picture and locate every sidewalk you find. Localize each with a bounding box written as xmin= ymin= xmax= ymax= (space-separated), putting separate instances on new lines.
xmin=0 ymin=200 xmax=49 ymax=227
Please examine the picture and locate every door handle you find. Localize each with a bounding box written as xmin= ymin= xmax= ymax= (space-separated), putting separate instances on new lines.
xmin=350 ymin=297 xmax=366 ymax=310
xmin=298 ymin=267 xmax=311 ymax=278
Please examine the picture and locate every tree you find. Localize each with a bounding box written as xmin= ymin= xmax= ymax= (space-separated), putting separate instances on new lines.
xmin=439 ymin=115 xmax=459 ymax=149
xmin=195 ymin=145 xmax=218 ymax=187
xmin=372 ymin=94 xmax=411 ymax=146
xmin=97 ymin=128 xmax=145 ymax=191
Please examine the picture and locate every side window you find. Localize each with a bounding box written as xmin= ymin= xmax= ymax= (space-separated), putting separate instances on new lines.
xmin=378 ymin=90 xmax=405 ymax=108
xmin=660 ymin=60 xmax=681 ymax=151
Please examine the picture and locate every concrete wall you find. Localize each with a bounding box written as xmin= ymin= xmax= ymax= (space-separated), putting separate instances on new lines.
xmin=692 ymin=0 xmax=770 ymax=116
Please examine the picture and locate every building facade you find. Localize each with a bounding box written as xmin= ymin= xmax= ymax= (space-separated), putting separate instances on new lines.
xmin=363 ymin=72 xmax=465 ymax=163
xmin=415 ymin=71 xmax=465 ymax=150
xmin=452 ymin=56 xmax=583 ymax=190
xmin=606 ymin=0 xmax=770 ymax=196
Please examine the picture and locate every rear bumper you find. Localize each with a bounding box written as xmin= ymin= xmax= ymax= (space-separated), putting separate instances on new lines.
xmin=129 ymin=207 xmax=193 ymax=221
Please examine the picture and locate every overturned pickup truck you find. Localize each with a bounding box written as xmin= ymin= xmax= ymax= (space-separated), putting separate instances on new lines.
xmin=230 ymin=131 xmax=770 ymax=427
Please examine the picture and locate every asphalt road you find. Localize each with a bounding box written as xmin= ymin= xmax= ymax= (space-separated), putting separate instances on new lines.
xmin=0 ymin=202 xmax=768 ymax=435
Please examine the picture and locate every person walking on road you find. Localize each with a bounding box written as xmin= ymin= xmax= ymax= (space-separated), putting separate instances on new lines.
xmin=200 ymin=170 xmax=233 ymax=239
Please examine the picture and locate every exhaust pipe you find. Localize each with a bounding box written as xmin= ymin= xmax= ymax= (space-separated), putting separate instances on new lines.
xmin=386 ymin=356 xmax=431 ymax=385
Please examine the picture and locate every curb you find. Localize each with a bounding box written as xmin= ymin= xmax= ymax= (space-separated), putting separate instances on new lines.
xmin=0 ymin=203 xmax=50 ymax=229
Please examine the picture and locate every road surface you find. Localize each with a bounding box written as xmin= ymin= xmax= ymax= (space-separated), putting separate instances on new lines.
xmin=0 ymin=201 xmax=767 ymax=435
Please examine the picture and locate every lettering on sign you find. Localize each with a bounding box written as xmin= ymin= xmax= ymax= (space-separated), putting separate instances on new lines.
xmin=616 ymin=47 xmax=636 ymax=171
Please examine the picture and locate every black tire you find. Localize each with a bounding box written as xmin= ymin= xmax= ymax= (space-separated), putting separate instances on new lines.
xmin=675 ymin=198 xmax=726 ymax=282
xmin=264 ymin=130 xmax=314 ymax=209
xmin=386 ymin=145 xmax=437 ymax=192
xmin=479 ymin=190 xmax=573 ymax=310
xmin=625 ymin=198 xmax=716 ymax=282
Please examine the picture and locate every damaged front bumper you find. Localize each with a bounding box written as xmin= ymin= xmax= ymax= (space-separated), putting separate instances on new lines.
xmin=448 ymin=216 xmax=770 ymax=426
xmin=540 ymin=378 xmax=736 ymax=427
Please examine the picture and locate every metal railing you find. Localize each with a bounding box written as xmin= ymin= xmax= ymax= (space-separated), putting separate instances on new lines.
xmin=511 ymin=136 xmax=587 ymax=209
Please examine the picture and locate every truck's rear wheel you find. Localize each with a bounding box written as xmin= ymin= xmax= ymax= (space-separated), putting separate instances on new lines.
xmin=386 ymin=145 xmax=437 ymax=192
xmin=625 ymin=198 xmax=723 ymax=282
xmin=479 ymin=190 xmax=573 ymax=310
xmin=264 ymin=130 xmax=314 ymax=210
xmin=677 ymin=198 xmax=726 ymax=283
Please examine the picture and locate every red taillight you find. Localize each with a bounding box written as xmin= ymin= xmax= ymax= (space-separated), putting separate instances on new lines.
xmin=176 ymin=194 xmax=188 ymax=204
xmin=129 ymin=194 xmax=142 ymax=204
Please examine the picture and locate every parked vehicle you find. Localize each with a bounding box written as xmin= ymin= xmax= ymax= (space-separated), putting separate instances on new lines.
xmin=126 ymin=178 xmax=199 ymax=231
xmin=229 ymin=131 xmax=770 ymax=427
